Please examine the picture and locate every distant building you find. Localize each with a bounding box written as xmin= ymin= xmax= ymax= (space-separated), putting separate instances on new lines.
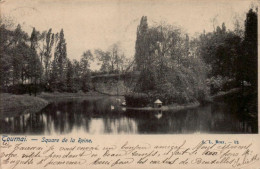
xmin=154 ymin=99 xmax=162 ymax=108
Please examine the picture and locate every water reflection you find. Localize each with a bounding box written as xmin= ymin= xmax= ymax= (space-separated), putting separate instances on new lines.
xmin=0 ymin=97 xmax=257 ymax=134
xmin=154 ymin=111 xmax=163 ymax=119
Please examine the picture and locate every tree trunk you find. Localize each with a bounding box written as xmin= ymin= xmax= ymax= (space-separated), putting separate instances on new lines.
xmin=34 ymin=77 xmax=37 ymax=96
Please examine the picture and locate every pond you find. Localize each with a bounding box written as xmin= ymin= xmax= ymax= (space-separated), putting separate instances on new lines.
xmin=0 ymin=96 xmax=258 ymax=134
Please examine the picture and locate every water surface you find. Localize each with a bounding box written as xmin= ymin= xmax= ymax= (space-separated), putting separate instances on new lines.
xmin=0 ymin=96 xmax=257 ymax=134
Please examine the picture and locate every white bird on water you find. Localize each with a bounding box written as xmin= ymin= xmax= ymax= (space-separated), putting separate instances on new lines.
xmin=111 ymin=105 xmax=115 ymax=110
xmin=155 ymin=112 xmax=163 ymax=119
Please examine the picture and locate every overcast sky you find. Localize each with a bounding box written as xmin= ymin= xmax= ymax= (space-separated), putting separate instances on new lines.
xmin=1 ymin=0 xmax=255 ymax=69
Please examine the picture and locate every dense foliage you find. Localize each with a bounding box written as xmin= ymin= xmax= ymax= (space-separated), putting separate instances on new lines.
xmin=0 ymin=7 xmax=257 ymax=108
xmin=125 ymin=93 xmax=150 ymax=107
xmin=133 ymin=17 xmax=208 ymax=105
xmin=131 ymin=8 xmax=257 ymax=106
xmin=0 ymin=23 xmax=93 ymax=94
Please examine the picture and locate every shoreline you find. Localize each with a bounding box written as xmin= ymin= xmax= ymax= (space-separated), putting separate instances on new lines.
xmin=209 ymin=88 xmax=241 ymax=101
xmin=38 ymin=91 xmax=107 ymax=101
xmin=0 ymin=88 xmax=241 ymax=119
xmin=0 ymin=91 xmax=106 ymax=119
xmin=123 ymin=102 xmax=200 ymax=111
xmin=0 ymin=93 xmax=49 ymax=119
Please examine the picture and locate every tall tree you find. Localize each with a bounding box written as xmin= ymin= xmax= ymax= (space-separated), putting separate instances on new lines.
xmin=66 ymin=59 xmax=74 ymax=92
xmin=54 ymin=29 xmax=67 ymax=85
xmin=80 ymin=50 xmax=93 ymax=91
xmin=95 ymin=49 xmax=111 ymax=73
xmin=72 ymin=59 xmax=81 ymax=91
xmin=95 ymin=43 xmax=126 ymax=73
xmin=133 ymin=17 xmax=209 ymax=104
xmin=49 ymin=32 xmax=60 ymax=90
xmin=30 ymin=27 xmax=42 ymax=96
xmin=11 ymin=24 xmax=29 ymax=85
xmin=0 ymin=24 xmax=13 ymax=89
xmin=243 ymin=8 xmax=258 ymax=88
xmin=109 ymin=43 xmax=126 ymax=73
xmin=134 ymin=16 xmax=148 ymax=71
xmin=196 ymin=22 xmax=242 ymax=78
xmin=44 ymin=29 xmax=55 ymax=82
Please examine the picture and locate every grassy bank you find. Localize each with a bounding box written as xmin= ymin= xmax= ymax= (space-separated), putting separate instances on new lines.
xmin=0 ymin=93 xmax=49 ymax=119
xmin=38 ymin=91 xmax=107 ymax=103
xmin=0 ymin=91 xmax=106 ymax=119
xmin=38 ymin=91 xmax=105 ymax=99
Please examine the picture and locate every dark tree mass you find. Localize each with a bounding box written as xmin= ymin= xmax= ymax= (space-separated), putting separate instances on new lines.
xmin=0 ymin=8 xmax=258 ymax=115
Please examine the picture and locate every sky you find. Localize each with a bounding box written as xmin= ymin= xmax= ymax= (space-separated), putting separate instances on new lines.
xmin=1 ymin=0 xmax=256 ymax=70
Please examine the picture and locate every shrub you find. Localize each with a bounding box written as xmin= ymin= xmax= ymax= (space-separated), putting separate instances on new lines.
xmin=222 ymin=78 xmax=238 ymax=91
xmin=207 ymin=76 xmax=238 ymax=94
xmin=197 ymin=88 xmax=207 ymax=104
xmin=125 ymin=92 xmax=150 ymax=107
xmin=7 ymin=84 xmax=46 ymax=95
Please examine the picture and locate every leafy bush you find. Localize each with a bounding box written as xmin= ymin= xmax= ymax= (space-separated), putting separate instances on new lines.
xmin=197 ymin=88 xmax=207 ymax=104
xmin=222 ymin=79 xmax=238 ymax=91
xmin=7 ymin=84 xmax=46 ymax=95
xmin=125 ymin=92 xmax=150 ymax=107
xmin=207 ymin=76 xmax=237 ymax=94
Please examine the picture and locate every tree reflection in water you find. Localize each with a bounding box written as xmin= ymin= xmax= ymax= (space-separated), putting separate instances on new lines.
xmin=0 ymin=97 xmax=257 ymax=134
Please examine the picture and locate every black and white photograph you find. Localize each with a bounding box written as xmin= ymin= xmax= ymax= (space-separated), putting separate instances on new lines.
xmin=0 ymin=0 xmax=258 ymax=135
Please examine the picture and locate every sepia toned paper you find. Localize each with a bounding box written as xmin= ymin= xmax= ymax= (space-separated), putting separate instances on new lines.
xmin=0 ymin=0 xmax=259 ymax=168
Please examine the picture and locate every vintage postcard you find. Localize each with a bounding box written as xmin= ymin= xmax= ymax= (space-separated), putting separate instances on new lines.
xmin=0 ymin=0 xmax=259 ymax=168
